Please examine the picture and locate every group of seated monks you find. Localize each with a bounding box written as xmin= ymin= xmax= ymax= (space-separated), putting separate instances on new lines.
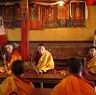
xmin=0 ymin=43 xmax=56 ymax=74
xmin=0 ymin=58 xmax=96 ymax=95
xmin=0 ymin=43 xmax=96 ymax=76
xmin=0 ymin=44 xmax=96 ymax=75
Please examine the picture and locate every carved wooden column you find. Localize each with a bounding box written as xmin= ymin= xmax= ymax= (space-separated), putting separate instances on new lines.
xmin=20 ymin=0 xmax=30 ymax=61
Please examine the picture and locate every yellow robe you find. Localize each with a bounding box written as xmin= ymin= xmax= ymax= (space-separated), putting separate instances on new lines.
xmin=0 ymin=50 xmax=22 ymax=73
xmin=87 ymin=56 xmax=96 ymax=74
xmin=51 ymin=75 xmax=96 ymax=95
xmin=0 ymin=75 xmax=34 ymax=95
xmin=37 ymin=50 xmax=54 ymax=72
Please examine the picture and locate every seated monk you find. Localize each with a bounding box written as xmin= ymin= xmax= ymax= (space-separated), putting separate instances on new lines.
xmin=0 ymin=60 xmax=34 ymax=95
xmin=31 ymin=43 xmax=56 ymax=74
xmin=0 ymin=44 xmax=22 ymax=74
xmin=84 ymin=46 xmax=96 ymax=74
xmin=51 ymin=57 xmax=96 ymax=95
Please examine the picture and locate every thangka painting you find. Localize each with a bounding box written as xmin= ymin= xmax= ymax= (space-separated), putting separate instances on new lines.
xmin=42 ymin=5 xmax=57 ymax=28
xmin=42 ymin=4 xmax=69 ymax=28
xmin=29 ymin=4 xmax=42 ymax=30
xmin=1 ymin=6 xmax=13 ymax=28
xmin=68 ymin=1 xmax=87 ymax=27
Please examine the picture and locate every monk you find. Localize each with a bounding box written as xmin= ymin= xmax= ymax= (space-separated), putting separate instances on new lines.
xmin=0 ymin=44 xmax=22 ymax=74
xmin=85 ymin=46 xmax=96 ymax=74
xmin=51 ymin=57 xmax=96 ymax=95
xmin=0 ymin=60 xmax=34 ymax=95
xmin=32 ymin=43 xmax=55 ymax=74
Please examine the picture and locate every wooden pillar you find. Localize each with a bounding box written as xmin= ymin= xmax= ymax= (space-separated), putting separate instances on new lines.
xmin=20 ymin=0 xmax=30 ymax=61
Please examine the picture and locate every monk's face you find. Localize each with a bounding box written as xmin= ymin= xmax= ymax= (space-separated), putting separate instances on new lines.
xmin=89 ymin=48 xmax=96 ymax=57
xmin=38 ymin=46 xmax=45 ymax=54
xmin=6 ymin=45 xmax=13 ymax=54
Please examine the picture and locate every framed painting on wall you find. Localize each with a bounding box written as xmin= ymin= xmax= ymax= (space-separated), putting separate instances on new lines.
xmin=69 ymin=1 xmax=88 ymax=27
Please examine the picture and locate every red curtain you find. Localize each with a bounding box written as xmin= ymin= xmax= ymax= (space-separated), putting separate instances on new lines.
xmin=20 ymin=19 xmax=30 ymax=61
xmin=86 ymin=0 xmax=96 ymax=5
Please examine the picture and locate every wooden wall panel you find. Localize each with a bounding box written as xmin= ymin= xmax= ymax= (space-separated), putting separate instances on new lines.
xmin=8 ymin=41 xmax=93 ymax=59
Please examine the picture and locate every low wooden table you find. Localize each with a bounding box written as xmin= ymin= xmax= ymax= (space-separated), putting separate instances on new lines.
xmin=0 ymin=73 xmax=96 ymax=88
xmin=24 ymin=73 xmax=64 ymax=82
xmin=23 ymin=73 xmax=64 ymax=88
xmin=34 ymin=88 xmax=52 ymax=95
xmin=0 ymin=73 xmax=64 ymax=88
